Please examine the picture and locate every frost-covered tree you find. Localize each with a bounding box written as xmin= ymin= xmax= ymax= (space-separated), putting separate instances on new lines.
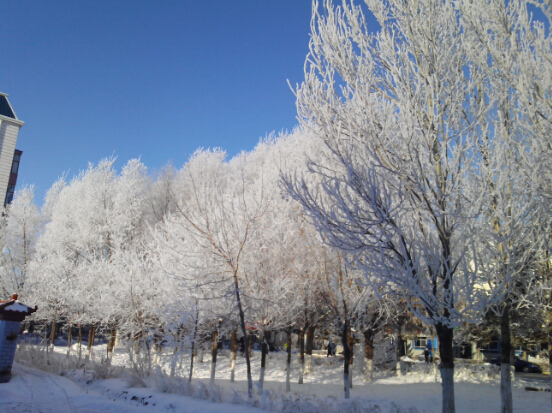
xmin=457 ymin=2 xmax=550 ymax=411
xmin=26 ymin=158 xmax=153 ymax=355
xmin=0 ymin=186 xmax=41 ymax=297
xmin=283 ymin=1 xmax=532 ymax=411
xmin=155 ymin=148 xmax=274 ymax=397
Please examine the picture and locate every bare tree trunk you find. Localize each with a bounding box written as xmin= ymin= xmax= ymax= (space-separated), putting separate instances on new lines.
xmin=435 ymin=322 xmax=455 ymax=413
xmin=248 ymin=334 xmax=254 ymax=358
xmin=66 ymin=324 xmax=72 ymax=358
xmin=77 ymin=325 xmax=82 ymax=361
xmin=286 ymin=328 xmax=292 ymax=392
xmin=394 ymin=333 xmax=401 ymax=378
xmin=305 ymin=325 xmax=314 ymax=374
xmin=153 ymin=334 xmax=163 ymax=366
xmin=397 ymin=332 xmax=405 ymax=377
xmin=364 ymin=329 xmax=374 ymax=382
xmin=50 ymin=318 xmax=57 ymax=349
xmin=260 ymin=330 xmax=270 ymax=389
xmin=210 ymin=329 xmax=218 ymax=385
xmin=233 ymin=275 xmax=253 ymax=398
xmin=198 ymin=335 xmax=204 ymax=363
xmin=107 ymin=325 xmax=117 ymax=361
xmin=342 ymin=320 xmax=351 ymax=399
xmin=298 ymin=328 xmax=305 ymax=384
xmin=230 ymin=330 xmax=237 ymax=383
xmin=500 ymin=304 xmax=513 ymax=413
xmin=86 ymin=324 xmax=95 ymax=362
xmin=189 ymin=314 xmax=199 ymax=383
xmin=348 ymin=328 xmax=354 ymax=389
xmin=170 ymin=346 xmax=178 ymax=379
xmin=548 ymin=319 xmax=552 ymax=412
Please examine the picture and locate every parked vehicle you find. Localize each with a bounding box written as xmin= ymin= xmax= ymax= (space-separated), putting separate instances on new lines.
xmin=490 ymin=357 xmax=543 ymax=373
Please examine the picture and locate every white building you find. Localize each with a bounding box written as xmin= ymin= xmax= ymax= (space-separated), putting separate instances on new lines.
xmin=0 ymin=92 xmax=24 ymax=206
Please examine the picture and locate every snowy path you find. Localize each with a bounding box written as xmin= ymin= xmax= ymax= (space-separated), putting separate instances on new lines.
xmin=0 ymin=363 xmax=259 ymax=413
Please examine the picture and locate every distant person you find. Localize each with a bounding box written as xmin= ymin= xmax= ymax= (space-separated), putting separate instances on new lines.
xmin=426 ymin=340 xmax=433 ymax=363
xmin=327 ymin=341 xmax=336 ymax=357
xmin=424 ymin=347 xmax=430 ymax=364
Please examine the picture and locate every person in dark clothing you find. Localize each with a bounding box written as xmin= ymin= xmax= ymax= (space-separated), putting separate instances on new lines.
xmin=424 ymin=347 xmax=430 ymax=364
xmin=426 ymin=340 xmax=433 ymax=363
xmin=327 ymin=342 xmax=335 ymax=357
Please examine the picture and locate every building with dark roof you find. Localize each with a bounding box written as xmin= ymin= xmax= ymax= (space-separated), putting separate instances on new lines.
xmin=0 ymin=93 xmax=24 ymax=207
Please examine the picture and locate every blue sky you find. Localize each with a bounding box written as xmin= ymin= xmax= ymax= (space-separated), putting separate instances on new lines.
xmin=6 ymin=1 xmax=542 ymax=205
xmin=1 ymin=1 xmax=320 ymax=203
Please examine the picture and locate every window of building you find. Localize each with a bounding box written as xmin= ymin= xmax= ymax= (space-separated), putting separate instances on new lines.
xmin=482 ymin=341 xmax=499 ymax=351
xmin=11 ymin=152 xmax=21 ymax=174
xmin=414 ymin=337 xmax=427 ymax=348
xmin=4 ymin=184 xmax=15 ymax=205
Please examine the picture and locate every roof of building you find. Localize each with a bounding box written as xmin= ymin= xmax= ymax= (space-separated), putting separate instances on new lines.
xmin=0 ymin=294 xmax=37 ymax=321
xmin=0 ymin=95 xmax=16 ymax=119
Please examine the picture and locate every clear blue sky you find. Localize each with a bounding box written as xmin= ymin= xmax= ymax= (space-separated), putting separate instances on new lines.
xmin=1 ymin=1 xmax=318 ymax=203
xmin=7 ymin=1 xmax=540 ymax=205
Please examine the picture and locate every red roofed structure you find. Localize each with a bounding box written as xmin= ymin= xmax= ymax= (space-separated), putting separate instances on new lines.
xmin=0 ymin=294 xmax=37 ymax=383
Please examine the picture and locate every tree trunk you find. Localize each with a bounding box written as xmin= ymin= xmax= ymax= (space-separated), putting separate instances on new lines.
xmin=260 ymin=330 xmax=270 ymax=389
xmin=86 ymin=324 xmax=95 ymax=361
xmin=210 ymin=329 xmax=218 ymax=385
xmin=233 ymin=273 xmax=253 ymax=398
xmin=305 ymin=325 xmax=314 ymax=374
xmin=170 ymin=346 xmax=178 ymax=379
xmin=364 ymin=329 xmax=374 ymax=382
xmin=189 ymin=314 xmax=199 ymax=383
xmin=230 ymin=330 xmax=237 ymax=383
xmin=342 ymin=320 xmax=351 ymax=399
xmin=50 ymin=318 xmax=57 ymax=348
xmin=286 ymin=328 xmax=292 ymax=392
xmin=107 ymin=325 xmax=117 ymax=360
xmin=348 ymin=328 xmax=354 ymax=389
xmin=66 ymin=324 xmax=72 ymax=358
xmin=198 ymin=335 xmax=204 ymax=363
xmin=298 ymin=329 xmax=305 ymax=384
xmin=397 ymin=332 xmax=405 ymax=376
xmin=77 ymin=325 xmax=82 ymax=361
xmin=248 ymin=334 xmax=254 ymax=358
xmin=500 ymin=304 xmax=513 ymax=413
xmin=393 ymin=333 xmax=401 ymax=378
xmin=435 ymin=322 xmax=455 ymax=413
xmin=189 ymin=339 xmax=196 ymax=383
xmin=548 ymin=319 xmax=552 ymax=412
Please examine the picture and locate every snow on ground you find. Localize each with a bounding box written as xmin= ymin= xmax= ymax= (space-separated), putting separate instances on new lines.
xmin=0 ymin=363 xmax=260 ymax=413
xmin=2 ymin=341 xmax=550 ymax=413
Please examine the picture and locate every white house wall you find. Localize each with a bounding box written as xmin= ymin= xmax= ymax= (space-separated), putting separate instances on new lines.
xmin=0 ymin=117 xmax=22 ymax=201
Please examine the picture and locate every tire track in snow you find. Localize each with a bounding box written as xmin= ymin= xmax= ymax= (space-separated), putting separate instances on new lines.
xmin=15 ymin=364 xmax=78 ymax=413
xmin=16 ymin=365 xmax=38 ymax=413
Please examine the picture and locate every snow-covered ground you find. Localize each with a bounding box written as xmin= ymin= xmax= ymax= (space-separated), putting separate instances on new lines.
xmin=1 ymin=342 xmax=549 ymax=413
xmin=0 ymin=363 xmax=260 ymax=413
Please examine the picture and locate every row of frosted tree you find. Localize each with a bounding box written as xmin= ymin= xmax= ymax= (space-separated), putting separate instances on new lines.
xmin=0 ymin=136 xmax=397 ymax=390
xmin=1 ymin=1 xmax=552 ymax=412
